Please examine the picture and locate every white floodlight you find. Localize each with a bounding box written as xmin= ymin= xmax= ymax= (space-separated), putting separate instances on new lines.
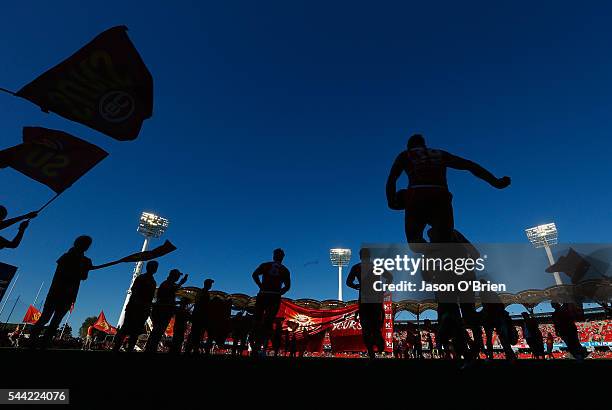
xmin=330 ymin=248 xmax=351 ymax=301
xmin=526 ymin=223 xmax=562 ymax=285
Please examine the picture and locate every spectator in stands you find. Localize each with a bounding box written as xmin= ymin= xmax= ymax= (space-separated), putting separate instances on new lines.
xmin=521 ymin=312 xmax=545 ymax=359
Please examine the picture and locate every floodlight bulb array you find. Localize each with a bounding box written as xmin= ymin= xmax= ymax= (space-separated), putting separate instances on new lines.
xmin=137 ymin=212 xmax=170 ymax=238
xmin=330 ymin=248 xmax=352 ymax=266
xmin=525 ymin=223 xmax=558 ymax=248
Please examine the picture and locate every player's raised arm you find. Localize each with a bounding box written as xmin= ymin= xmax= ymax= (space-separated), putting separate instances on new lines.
xmin=444 ymin=152 xmax=511 ymax=189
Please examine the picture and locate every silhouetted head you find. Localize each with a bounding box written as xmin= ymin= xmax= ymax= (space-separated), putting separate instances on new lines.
xmin=73 ymin=235 xmax=92 ymax=252
xmin=551 ymin=302 xmax=561 ymax=310
xmin=359 ymin=248 xmax=371 ymax=261
xmin=273 ymin=248 xmax=285 ymax=262
xmin=203 ymin=278 xmax=214 ymax=291
xmin=0 ymin=206 xmax=7 ymax=221
xmin=521 ymin=312 xmax=529 ymax=319
xmin=145 ymin=261 xmax=159 ymax=274
xmin=407 ymin=133 xmax=426 ymax=150
xmin=169 ymin=269 xmax=182 ymax=282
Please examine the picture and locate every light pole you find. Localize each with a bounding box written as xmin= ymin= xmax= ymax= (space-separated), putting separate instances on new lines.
xmin=330 ymin=248 xmax=351 ymax=301
xmin=525 ymin=222 xmax=562 ymax=286
xmin=117 ymin=212 xmax=169 ymax=327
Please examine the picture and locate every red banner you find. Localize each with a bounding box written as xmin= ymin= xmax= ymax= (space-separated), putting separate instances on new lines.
xmin=276 ymin=299 xmax=392 ymax=353
xmin=93 ymin=311 xmax=117 ymax=335
xmin=22 ymin=305 xmax=41 ymax=324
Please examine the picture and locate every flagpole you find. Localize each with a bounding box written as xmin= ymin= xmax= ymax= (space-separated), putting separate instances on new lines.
xmin=0 ymin=272 xmax=19 ymax=318
xmin=3 ymin=295 xmax=20 ymax=325
xmin=59 ymin=309 xmax=73 ymax=340
xmin=37 ymin=193 xmax=62 ymax=213
xmin=0 ymin=87 xmax=16 ymax=96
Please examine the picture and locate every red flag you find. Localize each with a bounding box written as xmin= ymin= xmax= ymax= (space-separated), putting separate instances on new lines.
xmin=22 ymin=305 xmax=42 ymax=324
xmin=0 ymin=127 xmax=108 ymax=193
xmin=165 ymin=316 xmax=175 ymax=337
xmin=15 ymin=26 xmax=153 ymax=141
xmin=93 ymin=311 xmax=117 ymax=335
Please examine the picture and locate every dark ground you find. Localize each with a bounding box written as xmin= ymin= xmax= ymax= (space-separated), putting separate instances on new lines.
xmin=1 ymin=348 xmax=609 ymax=407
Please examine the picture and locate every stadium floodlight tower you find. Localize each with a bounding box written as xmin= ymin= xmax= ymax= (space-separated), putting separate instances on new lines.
xmin=330 ymin=248 xmax=351 ymax=301
xmin=525 ymin=222 xmax=562 ymax=286
xmin=117 ymin=212 xmax=169 ymax=327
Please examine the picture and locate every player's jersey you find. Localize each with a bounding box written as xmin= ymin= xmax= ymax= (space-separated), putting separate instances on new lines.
xmin=392 ymin=147 xmax=453 ymax=188
xmin=254 ymin=261 xmax=290 ymax=294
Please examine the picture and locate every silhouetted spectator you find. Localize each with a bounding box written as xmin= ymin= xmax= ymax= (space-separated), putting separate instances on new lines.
xmin=169 ymin=297 xmax=191 ymax=354
xmin=0 ymin=206 xmax=37 ymax=250
xmin=272 ymin=318 xmax=283 ymax=356
xmin=521 ymin=312 xmax=545 ymax=359
xmin=113 ymin=261 xmax=158 ymax=352
xmin=252 ymin=248 xmax=291 ymax=355
xmin=346 ymin=248 xmax=392 ymax=359
xmin=145 ymin=269 xmax=188 ymax=352
xmin=481 ymin=286 xmax=516 ymax=361
xmin=185 ymin=279 xmax=214 ymax=354
xmin=551 ymin=302 xmax=587 ymax=361
xmin=29 ymin=236 xmax=93 ymax=349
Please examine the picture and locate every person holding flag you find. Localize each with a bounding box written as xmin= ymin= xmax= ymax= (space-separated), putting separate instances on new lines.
xmin=28 ymin=236 xmax=94 ymax=349
xmin=0 ymin=206 xmax=37 ymax=250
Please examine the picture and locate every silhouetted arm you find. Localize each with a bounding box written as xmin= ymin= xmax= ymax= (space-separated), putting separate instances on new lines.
xmin=346 ymin=265 xmax=360 ymax=290
xmin=385 ymin=154 xmax=404 ymax=206
xmin=252 ymin=265 xmax=263 ymax=289
xmin=280 ymin=269 xmax=291 ymax=295
xmin=445 ymin=152 xmax=510 ymax=189
xmin=178 ymin=274 xmax=188 ymax=286
xmin=0 ymin=211 xmax=37 ymax=231
xmin=0 ymin=221 xmax=29 ymax=249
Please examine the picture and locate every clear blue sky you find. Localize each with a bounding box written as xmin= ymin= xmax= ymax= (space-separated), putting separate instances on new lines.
xmin=1 ymin=1 xmax=611 ymax=331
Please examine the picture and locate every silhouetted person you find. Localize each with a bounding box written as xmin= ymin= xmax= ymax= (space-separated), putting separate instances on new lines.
xmin=231 ymin=311 xmax=252 ymax=356
xmin=113 ymin=261 xmax=158 ymax=352
xmin=521 ymin=312 xmax=544 ymax=359
xmin=386 ymin=134 xmax=510 ymax=251
xmin=272 ymin=318 xmax=283 ymax=356
xmin=205 ymin=297 xmax=232 ymax=353
xmin=480 ymin=286 xmax=516 ymax=361
xmin=185 ymin=279 xmax=214 ymax=354
xmin=29 ymin=236 xmax=93 ymax=349
xmin=346 ymin=248 xmax=392 ymax=359
xmin=551 ymin=302 xmax=587 ymax=361
xmin=169 ymin=297 xmax=191 ymax=354
xmin=413 ymin=329 xmax=423 ymax=359
xmin=0 ymin=206 xmax=37 ymax=250
xmin=252 ymin=248 xmax=291 ymax=354
xmin=546 ymin=332 xmax=555 ymax=359
xmin=145 ymin=269 xmax=188 ymax=352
